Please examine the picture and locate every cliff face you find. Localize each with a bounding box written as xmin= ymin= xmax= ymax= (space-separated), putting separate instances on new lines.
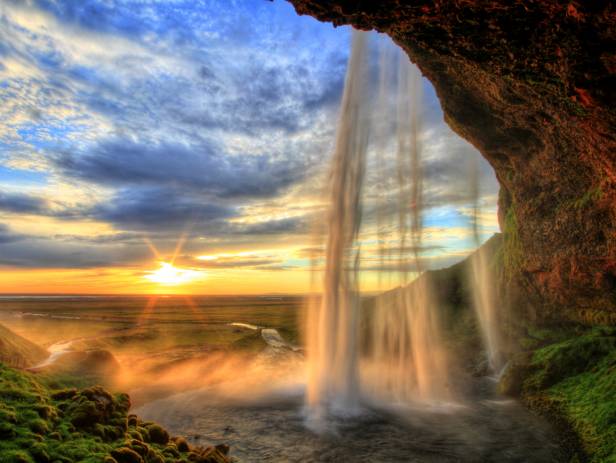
xmin=288 ymin=0 xmax=616 ymax=324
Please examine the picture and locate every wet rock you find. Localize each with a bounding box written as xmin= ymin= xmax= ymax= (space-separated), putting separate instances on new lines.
xmin=498 ymin=352 xmax=533 ymax=396
xmin=214 ymin=444 xmax=230 ymax=456
xmin=187 ymin=445 xmax=232 ymax=463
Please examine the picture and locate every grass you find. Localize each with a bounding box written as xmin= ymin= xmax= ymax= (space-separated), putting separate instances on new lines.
xmin=0 ymin=362 xmax=230 ymax=463
xmin=0 ymin=296 xmax=302 ymax=351
xmin=522 ymin=327 xmax=616 ymax=462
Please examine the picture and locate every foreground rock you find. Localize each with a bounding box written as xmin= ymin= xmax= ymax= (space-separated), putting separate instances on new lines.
xmin=0 ymin=362 xmax=233 ymax=463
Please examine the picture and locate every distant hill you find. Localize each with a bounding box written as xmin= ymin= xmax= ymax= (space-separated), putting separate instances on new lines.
xmin=362 ymin=233 xmax=504 ymax=376
xmin=0 ymin=323 xmax=48 ymax=368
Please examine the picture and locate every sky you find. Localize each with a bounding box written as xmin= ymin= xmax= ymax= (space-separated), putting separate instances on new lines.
xmin=0 ymin=0 xmax=499 ymax=295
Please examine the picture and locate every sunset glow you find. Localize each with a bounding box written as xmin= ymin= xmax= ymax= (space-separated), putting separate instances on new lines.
xmin=0 ymin=0 xmax=498 ymax=295
xmin=144 ymin=262 xmax=205 ymax=286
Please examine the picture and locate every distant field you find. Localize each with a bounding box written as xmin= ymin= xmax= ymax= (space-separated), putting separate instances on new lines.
xmin=0 ymin=295 xmax=305 ymax=392
xmin=0 ymin=295 xmax=304 ymax=347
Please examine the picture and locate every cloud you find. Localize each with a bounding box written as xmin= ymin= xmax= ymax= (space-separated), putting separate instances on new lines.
xmin=0 ymin=224 xmax=25 ymax=244
xmin=0 ymin=190 xmax=47 ymax=214
xmin=176 ymin=254 xmax=284 ymax=270
xmin=54 ymin=138 xmax=305 ymax=199
xmin=230 ymin=217 xmax=306 ymax=236
xmin=51 ymin=232 xmax=142 ymax=244
xmin=90 ymin=187 xmax=235 ymax=231
xmin=0 ymin=229 xmax=150 ymax=269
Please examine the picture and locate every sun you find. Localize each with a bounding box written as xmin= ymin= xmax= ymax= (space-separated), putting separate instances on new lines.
xmin=144 ymin=262 xmax=203 ymax=286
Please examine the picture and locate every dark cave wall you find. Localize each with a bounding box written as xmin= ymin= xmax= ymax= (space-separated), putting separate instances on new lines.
xmin=287 ymin=0 xmax=616 ymax=325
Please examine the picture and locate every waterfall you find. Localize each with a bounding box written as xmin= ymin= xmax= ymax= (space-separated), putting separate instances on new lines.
xmin=365 ymin=276 xmax=451 ymax=402
xmin=306 ymin=30 xmax=453 ymax=428
xmin=468 ymin=159 xmax=504 ymax=372
xmin=306 ymin=30 xmax=370 ymax=425
xmin=365 ymin=43 xmax=451 ymax=403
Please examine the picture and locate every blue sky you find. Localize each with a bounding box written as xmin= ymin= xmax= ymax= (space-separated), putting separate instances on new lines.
xmin=0 ymin=0 xmax=498 ymax=293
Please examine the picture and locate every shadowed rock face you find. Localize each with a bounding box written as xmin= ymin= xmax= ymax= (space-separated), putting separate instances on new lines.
xmin=287 ymin=0 xmax=616 ymax=324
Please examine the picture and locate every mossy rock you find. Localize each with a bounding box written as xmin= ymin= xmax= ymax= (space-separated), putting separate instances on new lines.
xmin=0 ymin=363 xmax=231 ymax=463
xmin=525 ymin=327 xmax=615 ymax=392
xmin=197 ymin=446 xmax=230 ymax=463
xmin=171 ymin=437 xmax=190 ymax=453
xmin=162 ymin=446 xmax=180 ymax=458
xmin=28 ymin=418 xmax=49 ymax=435
xmin=0 ymin=422 xmax=17 ymax=439
xmin=145 ymin=424 xmax=169 ymax=445
xmin=110 ymin=447 xmax=144 ymax=463
xmin=28 ymin=443 xmax=50 ymax=463
xmin=1 ymin=450 xmax=35 ymax=463
xmin=50 ymin=389 xmax=77 ymax=401
xmin=518 ymin=327 xmax=616 ymax=462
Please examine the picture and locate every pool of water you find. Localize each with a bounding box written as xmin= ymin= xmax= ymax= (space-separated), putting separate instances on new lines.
xmin=136 ymin=352 xmax=566 ymax=463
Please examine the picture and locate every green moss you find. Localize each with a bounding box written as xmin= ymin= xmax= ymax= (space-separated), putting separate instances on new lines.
xmin=522 ymin=327 xmax=616 ymax=462
xmin=0 ymin=362 xmax=229 ymax=463
xmin=1 ymin=450 xmax=35 ymax=463
xmin=503 ymin=207 xmax=523 ymax=280
xmin=144 ymin=424 xmax=168 ymax=445
xmin=573 ymin=186 xmax=603 ymax=210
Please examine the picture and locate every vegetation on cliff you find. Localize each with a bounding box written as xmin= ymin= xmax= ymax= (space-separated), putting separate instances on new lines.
xmin=511 ymin=326 xmax=616 ymax=463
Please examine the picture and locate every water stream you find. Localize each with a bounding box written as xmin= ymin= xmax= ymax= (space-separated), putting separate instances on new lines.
xmin=468 ymin=158 xmax=505 ymax=372
xmin=305 ymin=31 xmax=370 ymax=425
xmin=306 ymin=29 xmax=454 ymax=425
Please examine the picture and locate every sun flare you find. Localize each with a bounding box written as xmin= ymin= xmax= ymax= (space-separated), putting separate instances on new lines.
xmin=144 ymin=262 xmax=204 ymax=286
